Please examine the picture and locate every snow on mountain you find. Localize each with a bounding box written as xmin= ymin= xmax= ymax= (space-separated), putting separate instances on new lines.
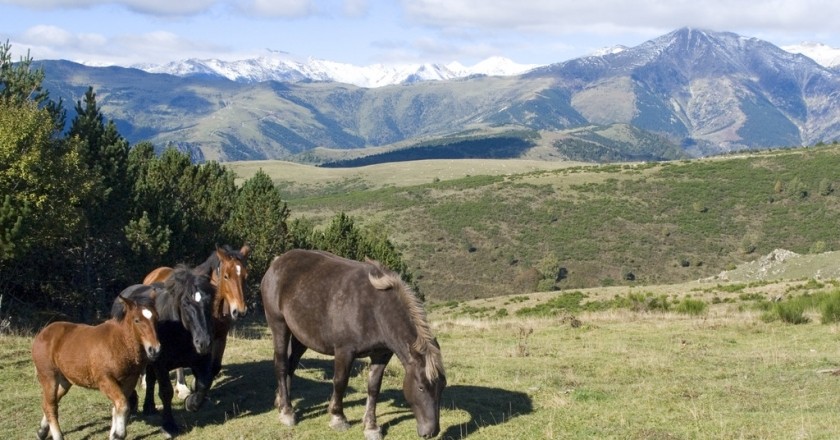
xmin=782 ymin=42 xmax=840 ymax=68
xmin=135 ymin=53 xmax=541 ymax=88
xmin=590 ymin=45 xmax=628 ymax=57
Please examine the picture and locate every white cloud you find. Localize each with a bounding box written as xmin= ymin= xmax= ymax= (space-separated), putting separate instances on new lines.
xmin=399 ymin=0 xmax=840 ymax=36
xmin=1 ymin=0 xmax=218 ymax=16
xmin=235 ymin=0 xmax=315 ymax=18
xmin=12 ymin=25 xmax=232 ymax=65
xmin=341 ymin=0 xmax=368 ymax=18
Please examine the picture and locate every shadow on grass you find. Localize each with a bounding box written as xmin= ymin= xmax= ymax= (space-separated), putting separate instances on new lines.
xmin=367 ymin=385 xmax=533 ymax=439
xmin=137 ymin=358 xmax=340 ymax=435
xmin=436 ymin=385 xmax=533 ymax=439
xmin=137 ymin=358 xmax=531 ymax=439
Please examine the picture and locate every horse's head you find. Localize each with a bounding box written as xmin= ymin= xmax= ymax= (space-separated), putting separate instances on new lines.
xmin=213 ymin=245 xmax=250 ymax=320
xmin=117 ymin=295 xmax=160 ymax=361
xmin=403 ymin=340 xmax=446 ymax=439
xmin=167 ymin=267 xmax=215 ymax=354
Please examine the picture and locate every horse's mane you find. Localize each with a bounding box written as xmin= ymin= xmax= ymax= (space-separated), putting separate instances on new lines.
xmin=111 ymin=285 xmax=158 ymax=321
xmin=194 ymin=245 xmax=249 ymax=277
xmin=367 ymin=260 xmax=445 ymax=382
xmin=166 ymin=265 xmax=215 ymax=303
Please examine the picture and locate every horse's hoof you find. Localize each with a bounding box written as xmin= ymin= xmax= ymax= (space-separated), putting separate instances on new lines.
xmin=184 ymin=394 xmax=204 ymax=412
xmin=364 ymin=427 xmax=383 ymax=440
xmin=142 ymin=405 xmax=158 ymax=416
xmin=329 ymin=415 xmax=351 ymax=431
xmin=279 ymin=409 xmax=296 ymax=427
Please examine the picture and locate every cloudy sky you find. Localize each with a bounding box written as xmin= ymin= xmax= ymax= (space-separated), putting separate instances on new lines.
xmin=1 ymin=0 xmax=839 ymax=67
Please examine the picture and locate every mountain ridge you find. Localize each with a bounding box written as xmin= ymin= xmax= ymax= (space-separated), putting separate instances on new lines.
xmin=36 ymin=28 xmax=840 ymax=162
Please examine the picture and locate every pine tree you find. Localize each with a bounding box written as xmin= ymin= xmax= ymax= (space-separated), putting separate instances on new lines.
xmin=224 ymin=170 xmax=290 ymax=281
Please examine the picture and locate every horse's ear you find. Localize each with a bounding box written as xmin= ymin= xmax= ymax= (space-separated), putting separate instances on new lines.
xmin=149 ymin=287 xmax=159 ymax=300
xmin=240 ymin=245 xmax=251 ymax=259
xmin=118 ymin=295 xmax=135 ymax=309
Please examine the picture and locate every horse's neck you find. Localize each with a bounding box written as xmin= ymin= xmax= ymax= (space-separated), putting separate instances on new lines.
xmin=379 ymin=309 xmax=422 ymax=364
xmin=104 ymin=319 xmax=146 ymax=364
xmin=213 ymin=293 xmax=229 ymax=319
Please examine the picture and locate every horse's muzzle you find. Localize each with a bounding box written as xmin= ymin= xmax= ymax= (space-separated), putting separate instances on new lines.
xmin=418 ymin=424 xmax=440 ymax=439
xmin=146 ymin=344 xmax=161 ymax=361
xmin=194 ymin=338 xmax=212 ymax=354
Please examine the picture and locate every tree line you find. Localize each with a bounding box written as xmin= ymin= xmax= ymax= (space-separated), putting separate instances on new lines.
xmin=0 ymin=43 xmax=416 ymax=328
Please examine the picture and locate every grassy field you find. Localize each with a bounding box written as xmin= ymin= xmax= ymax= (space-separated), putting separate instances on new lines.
xmin=5 ymin=277 xmax=840 ymax=439
xmin=229 ymin=145 xmax=840 ymax=302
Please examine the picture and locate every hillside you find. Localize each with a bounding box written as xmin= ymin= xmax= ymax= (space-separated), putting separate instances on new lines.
xmin=230 ymin=144 xmax=840 ymax=302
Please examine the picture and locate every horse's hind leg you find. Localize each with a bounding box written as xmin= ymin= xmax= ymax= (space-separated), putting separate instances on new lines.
xmin=37 ymin=373 xmax=71 ymax=440
xmin=363 ymin=353 xmax=393 ymax=440
xmin=327 ymin=350 xmax=354 ymax=431
xmin=268 ymin=318 xmax=295 ymax=426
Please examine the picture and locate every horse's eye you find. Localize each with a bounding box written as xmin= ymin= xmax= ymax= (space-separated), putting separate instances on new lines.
xmin=134 ymin=318 xmax=140 ymax=323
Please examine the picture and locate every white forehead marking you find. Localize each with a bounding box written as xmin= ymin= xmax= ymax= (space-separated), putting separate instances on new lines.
xmin=236 ymin=264 xmax=241 ymax=276
xmin=142 ymin=308 xmax=153 ymax=320
xmin=194 ymin=291 xmax=202 ymax=302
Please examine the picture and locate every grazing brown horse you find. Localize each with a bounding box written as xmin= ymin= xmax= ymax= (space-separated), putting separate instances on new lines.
xmin=143 ymin=245 xmax=250 ymax=398
xmin=261 ymin=249 xmax=446 ymax=440
xmin=32 ymin=295 xmax=160 ymax=440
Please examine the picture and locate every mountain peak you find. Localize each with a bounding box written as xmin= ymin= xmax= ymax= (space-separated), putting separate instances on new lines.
xmin=134 ymin=53 xmax=541 ymax=88
xmin=783 ymin=41 xmax=840 ymax=68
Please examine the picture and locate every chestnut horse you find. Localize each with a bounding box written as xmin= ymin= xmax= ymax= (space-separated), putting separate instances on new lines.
xmin=114 ymin=266 xmax=215 ymax=437
xmin=143 ymin=245 xmax=250 ymax=398
xmin=32 ymin=295 xmax=160 ymax=440
xmin=261 ymin=249 xmax=446 ymax=440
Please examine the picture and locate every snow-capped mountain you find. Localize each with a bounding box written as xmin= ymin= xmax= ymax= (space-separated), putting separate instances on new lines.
xmin=38 ymin=28 xmax=840 ymax=162
xmin=136 ymin=53 xmax=541 ymax=88
xmin=782 ymin=42 xmax=840 ymax=68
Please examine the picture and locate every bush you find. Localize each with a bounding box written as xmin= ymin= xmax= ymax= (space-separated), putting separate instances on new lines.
xmin=676 ymin=298 xmax=708 ymax=315
xmin=774 ymin=301 xmax=810 ymax=324
xmin=820 ymin=292 xmax=840 ymax=324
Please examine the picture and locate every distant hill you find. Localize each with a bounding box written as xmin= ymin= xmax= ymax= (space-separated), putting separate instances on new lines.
xmin=37 ymin=28 xmax=840 ymax=162
xmin=245 ymin=144 xmax=840 ymax=301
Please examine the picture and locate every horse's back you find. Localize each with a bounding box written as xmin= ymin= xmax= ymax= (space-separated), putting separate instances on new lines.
xmin=262 ymin=249 xmax=368 ymax=308
xmin=261 ymin=249 xmax=391 ymax=353
xmin=144 ymin=267 xmax=173 ymax=285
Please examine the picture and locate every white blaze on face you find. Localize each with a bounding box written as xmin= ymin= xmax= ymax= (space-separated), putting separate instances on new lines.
xmin=236 ymin=264 xmax=241 ymax=276
xmin=194 ymin=291 xmax=202 ymax=302
xmin=142 ymin=308 xmax=153 ymax=320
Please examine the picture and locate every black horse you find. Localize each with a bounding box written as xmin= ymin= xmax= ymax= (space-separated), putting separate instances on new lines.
xmin=112 ymin=265 xmax=215 ymax=437
xmin=261 ymin=249 xmax=446 ymax=440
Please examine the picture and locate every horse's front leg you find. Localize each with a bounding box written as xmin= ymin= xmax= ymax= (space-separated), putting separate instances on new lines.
xmin=99 ymin=378 xmax=129 ymax=440
xmin=185 ymin=355 xmax=213 ymax=412
xmin=141 ymin=365 xmax=158 ymax=415
xmin=328 ymin=350 xmax=355 ymax=431
xmin=154 ymin=365 xmax=179 ymax=437
xmin=174 ymin=368 xmax=191 ymax=400
xmin=363 ymin=353 xmax=393 ymax=440
xmin=210 ymin=333 xmax=228 ymax=379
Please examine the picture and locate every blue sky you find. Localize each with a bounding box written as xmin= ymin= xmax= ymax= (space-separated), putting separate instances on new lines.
xmin=1 ymin=0 xmax=840 ymax=67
